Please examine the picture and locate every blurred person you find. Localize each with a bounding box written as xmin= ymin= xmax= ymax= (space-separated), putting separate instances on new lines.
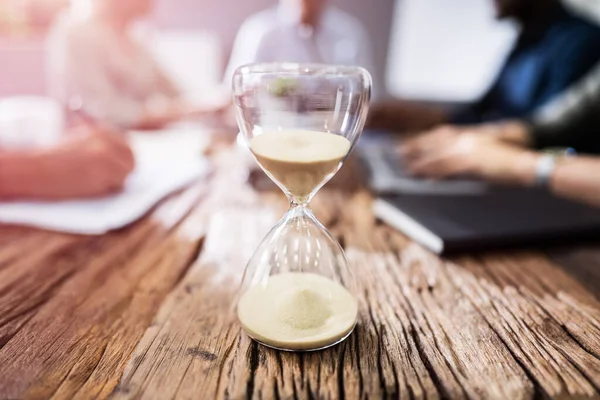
xmin=47 ymin=0 xmax=225 ymax=130
xmin=0 ymin=125 xmax=134 ymax=199
xmin=23 ymin=0 xmax=70 ymax=33
xmin=369 ymin=0 xmax=600 ymax=132
xmin=223 ymin=0 xmax=379 ymax=97
xmin=399 ymin=62 xmax=600 ymax=207
xmin=490 ymin=61 xmax=600 ymax=154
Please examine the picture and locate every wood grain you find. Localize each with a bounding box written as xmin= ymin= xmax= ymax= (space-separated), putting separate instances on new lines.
xmin=0 ymin=149 xmax=599 ymax=399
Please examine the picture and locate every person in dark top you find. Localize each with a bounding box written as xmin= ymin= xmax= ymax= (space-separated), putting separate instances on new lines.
xmin=397 ymin=62 xmax=600 ymax=208
xmin=523 ymin=62 xmax=600 ymax=154
xmin=368 ymin=0 xmax=600 ymax=132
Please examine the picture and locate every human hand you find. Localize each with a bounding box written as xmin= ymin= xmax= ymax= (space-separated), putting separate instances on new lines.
xmin=400 ymin=125 xmax=538 ymax=185
xmin=29 ymin=126 xmax=135 ymax=199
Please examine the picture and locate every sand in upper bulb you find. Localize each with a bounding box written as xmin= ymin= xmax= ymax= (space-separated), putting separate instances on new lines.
xmin=238 ymin=273 xmax=358 ymax=350
xmin=249 ymin=130 xmax=351 ymax=201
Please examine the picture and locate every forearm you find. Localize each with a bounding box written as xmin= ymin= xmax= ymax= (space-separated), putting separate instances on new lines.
xmin=132 ymin=98 xmax=220 ymax=130
xmin=471 ymin=147 xmax=600 ymax=207
xmin=159 ymin=75 xmax=182 ymax=99
xmin=130 ymin=112 xmax=172 ymax=130
xmin=130 ymin=107 xmax=184 ymax=130
xmin=485 ymin=152 xmax=600 ymax=208
xmin=127 ymin=96 xmax=188 ymax=130
xmin=549 ymin=157 xmax=600 ymax=207
xmin=477 ymin=150 xmax=539 ymax=187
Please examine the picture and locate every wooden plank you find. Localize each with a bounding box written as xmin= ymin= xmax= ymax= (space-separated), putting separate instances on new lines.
xmin=0 ymin=184 xmax=208 ymax=399
xmin=450 ymin=254 xmax=600 ymax=397
xmin=114 ymin=158 xmax=600 ymax=399
xmin=0 ymin=149 xmax=599 ymax=399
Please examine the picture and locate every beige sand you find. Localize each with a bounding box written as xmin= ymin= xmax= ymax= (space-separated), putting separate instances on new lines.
xmin=249 ymin=130 xmax=351 ymax=201
xmin=238 ymin=272 xmax=358 ymax=351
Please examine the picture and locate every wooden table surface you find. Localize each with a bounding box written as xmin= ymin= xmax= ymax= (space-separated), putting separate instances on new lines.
xmin=0 ymin=147 xmax=599 ymax=400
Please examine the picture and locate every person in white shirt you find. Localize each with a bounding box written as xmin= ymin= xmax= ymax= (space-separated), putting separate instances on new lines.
xmin=223 ymin=0 xmax=379 ymax=97
xmin=47 ymin=0 xmax=224 ymax=130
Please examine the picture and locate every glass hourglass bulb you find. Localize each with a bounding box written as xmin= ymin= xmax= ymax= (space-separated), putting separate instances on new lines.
xmin=233 ymin=63 xmax=371 ymax=351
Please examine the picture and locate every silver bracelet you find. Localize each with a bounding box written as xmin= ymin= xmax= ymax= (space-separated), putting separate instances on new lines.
xmin=534 ymin=148 xmax=577 ymax=187
xmin=534 ymin=154 xmax=556 ymax=187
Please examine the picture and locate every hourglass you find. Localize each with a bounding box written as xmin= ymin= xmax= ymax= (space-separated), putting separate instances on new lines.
xmin=233 ymin=63 xmax=371 ymax=351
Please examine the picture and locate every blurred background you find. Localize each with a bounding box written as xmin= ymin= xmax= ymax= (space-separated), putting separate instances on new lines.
xmin=0 ymin=0 xmax=391 ymax=98
xmin=1 ymin=0 xmax=597 ymax=101
xmin=2 ymin=0 xmax=600 ymax=239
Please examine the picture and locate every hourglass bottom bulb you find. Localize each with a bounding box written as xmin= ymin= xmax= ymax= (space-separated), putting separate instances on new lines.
xmin=237 ymin=272 xmax=358 ymax=351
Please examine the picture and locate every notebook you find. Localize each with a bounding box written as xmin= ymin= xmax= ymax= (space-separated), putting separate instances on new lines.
xmin=373 ymin=187 xmax=600 ymax=254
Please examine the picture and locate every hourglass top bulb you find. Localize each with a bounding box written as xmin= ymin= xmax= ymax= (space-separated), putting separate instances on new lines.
xmin=249 ymin=130 xmax=351 ymax=203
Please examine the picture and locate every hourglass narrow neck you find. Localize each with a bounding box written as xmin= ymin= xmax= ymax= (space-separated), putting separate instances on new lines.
xmin=285 ymin=199 xmax=317 ymax=223
xmin=286 ymin=189 xmax=316 ymax=207
xmin=289 ymin=198 xmax=310 ymax=209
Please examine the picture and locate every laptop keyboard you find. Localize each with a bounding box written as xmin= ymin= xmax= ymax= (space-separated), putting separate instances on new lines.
xmin=357 ymin=137 xmax=489 ymax=195
xmin=359 ymin=145 xmax=407 ymax=179
xmin=382 ymin=147 xmax=406 ymax=177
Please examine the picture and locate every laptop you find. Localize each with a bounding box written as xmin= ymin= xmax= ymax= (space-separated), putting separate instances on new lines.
xmin=357 ymin=130 xmax=600 ymax=254
xmin=357 ymin=130 xmax=488 ymax=195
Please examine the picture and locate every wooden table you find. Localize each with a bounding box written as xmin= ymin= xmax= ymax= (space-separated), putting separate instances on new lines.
xmin=0 ymin=148 xmax=599 ymax=400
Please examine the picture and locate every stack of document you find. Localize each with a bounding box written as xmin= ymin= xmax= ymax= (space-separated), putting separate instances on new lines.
xmin=0 ymin=128 xmax=211 ymax=234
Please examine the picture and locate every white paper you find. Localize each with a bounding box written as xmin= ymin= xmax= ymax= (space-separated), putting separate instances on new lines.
xmin=0 ymin=129 xmax=211 ymax=234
